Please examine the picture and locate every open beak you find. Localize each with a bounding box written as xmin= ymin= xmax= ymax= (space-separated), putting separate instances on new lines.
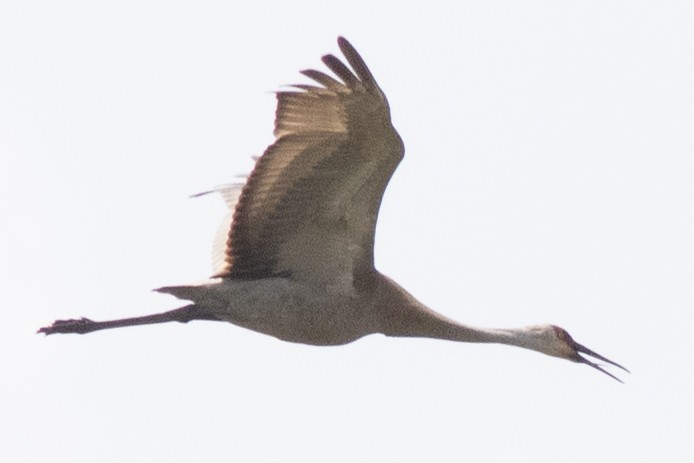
xmin=573 ymin=342 xmax=630 ymax=383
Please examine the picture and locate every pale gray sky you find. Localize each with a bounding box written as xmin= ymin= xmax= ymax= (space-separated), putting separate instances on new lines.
xmin=2 ymin=1 xmax=693 ymax=462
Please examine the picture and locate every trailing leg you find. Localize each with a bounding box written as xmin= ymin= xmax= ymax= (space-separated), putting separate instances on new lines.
xmin=37 ymin=305 xmax=220 ymax=335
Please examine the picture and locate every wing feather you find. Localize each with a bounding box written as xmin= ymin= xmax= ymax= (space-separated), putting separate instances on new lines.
xmin=218 ymin=37 xmax=403 ymax=288
xmin=299 ymin=69 xmax=345 ymax=91
xmin=321 ymin=54 xmax=361 ymax=87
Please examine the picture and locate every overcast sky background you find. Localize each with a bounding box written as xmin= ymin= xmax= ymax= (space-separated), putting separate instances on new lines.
xmin=2 ymin=1 xmax=693 ymax=462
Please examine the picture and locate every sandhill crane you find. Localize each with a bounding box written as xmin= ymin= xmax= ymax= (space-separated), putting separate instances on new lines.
xmin=39 ymin=37 xmax=628 ymax=382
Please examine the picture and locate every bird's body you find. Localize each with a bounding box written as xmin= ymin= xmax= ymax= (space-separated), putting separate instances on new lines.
xmin=157 ymin=272 xmax=501 ymax=347
xmin=40 ymin=37 xmax=627 ymax=381
xmin=155 ymin=275 xmax=582 ymax=358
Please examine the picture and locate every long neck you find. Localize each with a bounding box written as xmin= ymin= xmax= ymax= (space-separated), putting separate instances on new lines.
xmin=375 ymin=275 xmax=539 ymax=351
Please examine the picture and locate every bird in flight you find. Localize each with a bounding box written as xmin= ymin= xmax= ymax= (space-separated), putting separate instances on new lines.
xmin=39 ymin=37 xmax=628 ymax=382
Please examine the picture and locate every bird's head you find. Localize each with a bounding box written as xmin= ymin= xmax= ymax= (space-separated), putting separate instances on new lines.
xmin=524 ymin=324 xmax=629 ymax=382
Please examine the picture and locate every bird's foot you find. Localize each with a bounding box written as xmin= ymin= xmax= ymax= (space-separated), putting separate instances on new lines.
xmin=37 ymin=318 xmax=96 ymax=335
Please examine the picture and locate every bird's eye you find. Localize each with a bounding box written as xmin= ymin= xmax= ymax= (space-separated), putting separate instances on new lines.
xmin=551 ymin=325 xmax=571 ymax=342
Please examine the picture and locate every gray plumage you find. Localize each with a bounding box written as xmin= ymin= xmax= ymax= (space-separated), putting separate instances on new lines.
xmin=38 ymin=37 xmax=627 ymax=382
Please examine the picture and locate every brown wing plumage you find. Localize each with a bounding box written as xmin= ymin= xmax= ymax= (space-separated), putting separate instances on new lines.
xmin=218 ymin=37 xmax=404 ymax=287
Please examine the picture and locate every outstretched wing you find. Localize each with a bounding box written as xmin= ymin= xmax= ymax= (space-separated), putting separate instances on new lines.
xmin=218 ymin=37 xmax=404 ymax=289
